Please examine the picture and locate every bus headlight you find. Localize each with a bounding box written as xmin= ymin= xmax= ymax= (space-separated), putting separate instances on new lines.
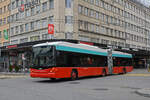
xmin=50 ymin=68 xmax=58 ymax=73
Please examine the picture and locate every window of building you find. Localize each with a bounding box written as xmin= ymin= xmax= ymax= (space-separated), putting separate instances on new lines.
xmin=79 ymin=35 xmax=90 ymax=41
xmin=65 ymin=0 xmax=73 ymax=8
xmin=42 ymin=18 xmax=47 ymax=28
xmin=95 ymin=0 xmax=99 ymax=6
xmin=25 ymin=23 xmax=29 ymax=32
xmin=16 ymin=13 xmax=19 ymax=20
xmin=96 ymin=11 xmax=99 ymax=19
xmin=96 ymin=25 xmax=99 ymax=33
xmin=100 ymin=26 xmax=106 ymax=34
xmin=3 ymin=18 xmax=6 ymax=24
xmin=65 ymin=16 xmax=73 ymax=24
xmin=0 ymin=31 xmax=1 ymax=38
xmin=11 ymin=27 xmax=14 ymax=36
xmin=42 ymin=2 xmax=47 ymax=12
xmin=21 ymin=0 xmax=24 ymax=4
xmin=31 ymin=7 xmax=35 ymax=15
xmin=90 ymin=0 xmax=94 ymax=4
xmin=20 ymin=38 xmax=28 ymax=43
xmin=3 ymin=42 xmax=9 ymax=46
xmin=90 ymin=10 xmax=94 ymax=17
xmin=0 ymin=8 xmax=2 ymax=14
xmin=48 ymin=16 xmax=54 ymax=24
xmin=16 ymin=0 xmax=19 ymax=7
xmin=49 ymin=0 xmax=54 ymax=9
xmin=12 ymin=2 xmax=15 ymax=10
xmin=25 ymin=9 xmax=30 ymax=17
xmin=42 ymin=34 xmax=49 ymax=40
xmin=15 ymin=26 xmax=19 ymax=34
xmin=78 ymin=5 xmax=83 ymax=14
xmin=20 ymin=12 xmax=25 ymax=19
xmin=90 ymin=24 xmax=94 ymax=32
xmin=79 ymin=20 xmax=83 ymax=29
xmin=84 ymin=7 xmax=88 ymax=16
xmin=10 ymin=15 xmax=14 ymax=22
xmin=30 ymin=36 xmax=40 ymax=42
xmin=8 ymin=4 xmax=11 ymax=11
xmin=36 ymin=20 xmax=41 ymax=29
xmin=31 ymin=22 xmax=35 ymax=30
xmin=4 ymin=6 xmax=6 ymax=12
xmin=11 ymin=40 xmax=18 ymax=45
xmin=36 ymin=5 xmax=40 ymax=13
xmin=20 ymin=25 xmax=24 ymax=33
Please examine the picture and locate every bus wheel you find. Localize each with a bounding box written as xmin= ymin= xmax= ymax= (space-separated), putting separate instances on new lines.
xmin=102 ymin=70 xmax=107 ymax=77
xmin=50 ymin=78 xmax=56 ymax=81
xmin=71 ymin=70 xmax=78 ymax=81
xmin=122 ymin=68 xmax=126 ymax=74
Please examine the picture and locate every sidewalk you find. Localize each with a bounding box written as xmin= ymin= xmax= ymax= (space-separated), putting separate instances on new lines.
xmin=0 ymin=72 xmax=29 ymax=79
xmin=125 ymin=69 xmax=150 ymax=77
xmin=127 ymin=69 xmax=150 ymax=97
xmin=136 ymin=88 xmax=150 ymax=98
xmin=129 ymin=69 xmax=150 ymax=74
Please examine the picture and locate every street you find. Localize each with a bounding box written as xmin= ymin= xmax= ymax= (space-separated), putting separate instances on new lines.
xmin=0 ymin=69 xmax=150 ymax=100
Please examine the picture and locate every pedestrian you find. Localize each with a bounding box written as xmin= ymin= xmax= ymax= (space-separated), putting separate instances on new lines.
xmin=147 ymin=64 xmax=150 ymax=72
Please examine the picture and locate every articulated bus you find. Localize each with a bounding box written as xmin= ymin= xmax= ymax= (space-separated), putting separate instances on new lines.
xmin=30 ymin=42 xmax=133 ymax=80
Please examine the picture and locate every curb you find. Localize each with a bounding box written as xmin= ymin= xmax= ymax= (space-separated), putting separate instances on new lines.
xmin=136 ymin=89 xmax=150 ymax=98
xmin=125 ymin=74 xmax=150 ymax=77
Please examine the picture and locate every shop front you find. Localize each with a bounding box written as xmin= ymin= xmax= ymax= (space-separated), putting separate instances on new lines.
xmin=0 ymin=39 xmax=78 ymax=73
xmin=0 ymin=45 xmax=32 ymax=73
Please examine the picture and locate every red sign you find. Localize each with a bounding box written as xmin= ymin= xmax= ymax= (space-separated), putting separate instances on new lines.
xmin=7 ymin=45 xmax=17 ymax=49
xmin=48 ymin=24 xmax=54 ymax=34
xmin=18 ymin=4 xmax=25 ymax=12
xmin=80 ymin=41 xmax=94 ymax=46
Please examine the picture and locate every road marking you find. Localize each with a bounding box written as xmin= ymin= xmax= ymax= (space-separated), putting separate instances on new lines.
xmin=125 ymin=74 xmax=150 ymax=77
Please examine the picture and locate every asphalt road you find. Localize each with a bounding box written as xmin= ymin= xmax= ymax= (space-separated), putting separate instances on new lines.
xmin=0 ymin=69 xmax=150 ymax=100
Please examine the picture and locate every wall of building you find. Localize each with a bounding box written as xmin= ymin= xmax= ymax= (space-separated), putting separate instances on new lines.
xmin=9 ymin=0 xmax=77 ymax=45
xmin=0 ymin=0 xmax=10 ymax=46
xmin=5 ymin=0 xmax=150 ymax=51
xmin=77 ymin=0 xmax=150 ymax=50
xmin=9 ymin=0 xmax=55 ymax=45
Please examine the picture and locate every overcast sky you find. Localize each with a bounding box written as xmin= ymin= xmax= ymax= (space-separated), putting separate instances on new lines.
xmin=137 ymin=0 xmax=150 ymax=7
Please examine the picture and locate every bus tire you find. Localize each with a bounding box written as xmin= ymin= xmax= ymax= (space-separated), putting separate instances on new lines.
xmin=102 ymin=69 xmax=107 ymax=77
xmin=122 ymin=68 xmax=126 ymax=74
xmin=50 ymin=78 xmax=56 ymax=81
xmin=71 ymin=70 xmax=78 ymax=81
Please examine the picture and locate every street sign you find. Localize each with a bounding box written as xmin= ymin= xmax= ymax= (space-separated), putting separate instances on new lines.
xmin=48 ymin=24 xmax=54 ymax=34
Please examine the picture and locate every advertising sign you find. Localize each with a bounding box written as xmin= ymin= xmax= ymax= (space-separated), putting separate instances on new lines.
xmin=18 ymin=0 xmax=41 ymax=12
xmin=3 ymin=30 xmax=8 ymax=40
xmin=48 ymin=24 xmax=54 ymax=34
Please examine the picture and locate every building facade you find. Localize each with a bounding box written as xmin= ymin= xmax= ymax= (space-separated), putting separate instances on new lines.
xmin=77 ymin=0 xmax=150 ymax=50
xmin=0 ymin=0 xmax=10 ymax=46
xmin=9 ymin=0 xmax=77 ymax=45
xmin=7 ymin=0 xmax=150 ymax=50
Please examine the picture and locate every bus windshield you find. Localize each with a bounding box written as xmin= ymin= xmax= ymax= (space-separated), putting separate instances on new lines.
xmin=31 ymin=46 xmax=55 ymax=69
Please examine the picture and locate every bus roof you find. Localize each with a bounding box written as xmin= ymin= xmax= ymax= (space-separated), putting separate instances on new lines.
xmin=112 ymin=51 xmax=132 ymax=58
xmin=33 ymin=41 xmax=132 ymax=58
